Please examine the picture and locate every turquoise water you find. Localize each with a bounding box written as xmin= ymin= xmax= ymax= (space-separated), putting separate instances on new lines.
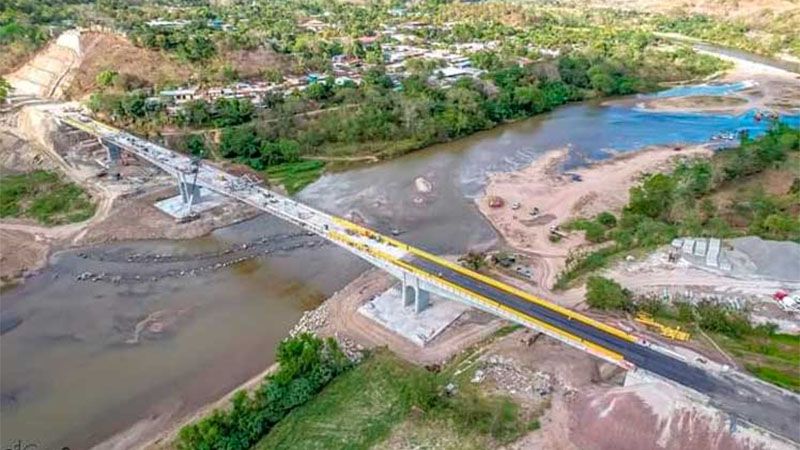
xmin=646 ymin=81 xmax=755 ymax=98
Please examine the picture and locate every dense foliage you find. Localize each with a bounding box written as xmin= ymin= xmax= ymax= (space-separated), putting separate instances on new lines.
xmin=177 ymin=333 xmax=350 ymax=450
xmin=585 ymin=276 xmax=633 ymax=311
xmin=0 ymin=77 xmax=10 ymax=102
xmin=0 ymin=0 xmax=93 ymax=71
xmin=556 ymin=123 xmax=800 ymax=289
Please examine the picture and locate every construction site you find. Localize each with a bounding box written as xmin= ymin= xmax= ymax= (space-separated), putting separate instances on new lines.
xmin=2 ymin=25 xmax=799 ymax=450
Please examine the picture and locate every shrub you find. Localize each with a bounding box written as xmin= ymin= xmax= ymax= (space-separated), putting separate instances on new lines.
xmin=596 ymin=212 xmax=617 ymax=228
xmin=177 ymin=334 xmax=350 ymax=450
xmin=585 ymin=276 xmax=633 ymax=311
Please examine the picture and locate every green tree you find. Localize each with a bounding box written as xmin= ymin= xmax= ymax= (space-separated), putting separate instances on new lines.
xmin=585 ymin=276 xmax=633 ymax=311
xmin=95 ymin=70 xmax=118 ymax=88
xmin=625 ymin=173 xmax=676 ymax=220
xmin=185 ymin=134 xmax=206 ymax=157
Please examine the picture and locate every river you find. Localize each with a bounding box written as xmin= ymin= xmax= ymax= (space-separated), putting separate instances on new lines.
xmin=1 ymin=82 xmax=797 ymax=449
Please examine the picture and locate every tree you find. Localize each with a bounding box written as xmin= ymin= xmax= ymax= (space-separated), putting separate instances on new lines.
xmin=95 ymin=70 xmax=118 ymax=88
xmin=558 ymin=55 xmax=591 ymax=88
xmin=625 ymin=173 xmax=676 ymax=220
xmin=585 ymin=276 xmax=633 ymax=311
xmin=219 ymin=126 xmax=260 ymax=159
xmin=181 ymin=100 xmax=212 ymax=127
xmin=185 ymin=134 xmax=206 ymax=157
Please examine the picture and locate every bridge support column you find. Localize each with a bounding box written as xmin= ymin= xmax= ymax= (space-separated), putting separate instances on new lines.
xmin=401 ymin=274 xmax=430 ymax=314
xmin=415 ymin=288 xmax=430 ymax=313
xmin=99 ymin=138 xmax=121 ymax=165
xmin=177 ymin=172 xmax=200 ymax=207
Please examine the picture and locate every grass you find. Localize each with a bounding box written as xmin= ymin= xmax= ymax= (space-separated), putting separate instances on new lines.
xmin=746 ymin=365 xmax=800 ymax=392
xmin=0 ymin=170 xmax=95 ymax=225
xmin=713 ymin=332 xmax=800 ymax=392
xmin=255 ymin=350 xmax=539 ymax=450
xmin=264 ymin=160 xmax=325 ymax=194
xmin=254 ymin=351 xmax=425 ymax=450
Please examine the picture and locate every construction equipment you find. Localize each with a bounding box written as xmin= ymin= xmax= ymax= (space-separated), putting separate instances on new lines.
xmin=635 ymin=313 xmax=691 ymax=342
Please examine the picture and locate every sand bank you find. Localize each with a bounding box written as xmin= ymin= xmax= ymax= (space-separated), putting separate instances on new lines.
xmin=476 ymin=145 xmax=713 ymax=289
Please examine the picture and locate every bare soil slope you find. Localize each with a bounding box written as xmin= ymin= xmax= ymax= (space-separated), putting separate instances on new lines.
xmin=65 ymin=32 xmax=194 ymax=99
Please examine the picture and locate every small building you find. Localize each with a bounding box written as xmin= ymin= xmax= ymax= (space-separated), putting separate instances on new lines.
xmin=159 ymin=87 xmax=198 ymax=104
xmin=146 ymin=19 xmax=190 ymax=29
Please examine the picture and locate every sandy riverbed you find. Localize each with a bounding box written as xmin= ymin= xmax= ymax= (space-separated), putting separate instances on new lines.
xmin=621 ymin=47 xmax=800 ymax=115
xmin=477 ymin=144 xmax=713 ymax=289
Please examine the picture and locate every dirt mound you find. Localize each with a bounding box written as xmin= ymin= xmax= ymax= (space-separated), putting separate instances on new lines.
xmin=65 ymin=32 xmax=194 ymax=99
xmin=568 ymin=383 xmax=787 ymax=450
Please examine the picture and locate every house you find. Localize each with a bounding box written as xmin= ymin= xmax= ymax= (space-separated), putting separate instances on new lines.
xmin=429 ymin=67 xmax=484 ymax=86
xmin=159 ymin=87 xmax=198 ymax=104
xmin=146 ymin=19 xmax=190 ymax=29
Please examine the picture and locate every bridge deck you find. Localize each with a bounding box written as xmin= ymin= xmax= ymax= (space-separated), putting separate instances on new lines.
xmin=404 ymin=254 xmax=718 ymax=393
xmin=55 ymin=110 xmax=800 ymax=443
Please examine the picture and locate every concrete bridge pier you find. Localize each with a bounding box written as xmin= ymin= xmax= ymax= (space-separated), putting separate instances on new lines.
xmin=177 ymin=171 xmax=200 ymax=207
xmin=402 ymin=274 xmax=430 ymax=313
xmin=99 ymin=137 xmax=121 ymax=165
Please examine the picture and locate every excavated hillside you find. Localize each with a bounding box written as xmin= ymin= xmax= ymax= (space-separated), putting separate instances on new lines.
xmin=5 ymin=30 xmax=83 ymax=99
xmin=4 ymin=30 xmax=195 ymax=101
xmin=64 ymin=31 xmax=194 ymax=99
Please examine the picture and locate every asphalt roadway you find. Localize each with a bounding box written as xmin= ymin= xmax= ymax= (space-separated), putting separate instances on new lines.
xmin=406 ymin=255 xmax=800 ymax=443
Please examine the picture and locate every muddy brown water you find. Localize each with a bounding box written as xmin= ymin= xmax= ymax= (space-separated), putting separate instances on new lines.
xmin=1 ymin=93 xmax=797 ymax=449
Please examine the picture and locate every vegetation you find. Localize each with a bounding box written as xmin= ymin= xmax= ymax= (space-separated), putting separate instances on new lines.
xmin=0 ymin=0 xmax=95 ymax=72
xmin=0 ymin=170 xmax=95 ymax=225
xmin=256 ymin=349 xmax=539 ymax=450
xmin=585 ymin=276 xmax=633 ymax=311
xmin=264 ymin=160 xmax=325 ymax=194
xmin=0 ymin=76 xmax=11 ymax=102
xmin=636 ymin=299 xmax=800 ymax=392
xmin=177 ymin=333 xmax=351 ymax=450
xmin=556 ymin=123 xmax=800 ymax=289
xmin=654 ymin=13 xmax=796 ymax=58
xmin=583 ymin=280 xmax=800 ymax=392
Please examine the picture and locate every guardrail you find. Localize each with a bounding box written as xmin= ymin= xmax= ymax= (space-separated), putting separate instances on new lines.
xmin=61 ymin=113 xmax=631 ymax=366
xmin=327 ymin=228 xmax=627 ymax=365
xmin=331 ymin=216 xmax=638 ymax=344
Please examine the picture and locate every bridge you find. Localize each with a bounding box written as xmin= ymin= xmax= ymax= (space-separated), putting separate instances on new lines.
xmin=56 ymin=111 xmax=800 ymax=443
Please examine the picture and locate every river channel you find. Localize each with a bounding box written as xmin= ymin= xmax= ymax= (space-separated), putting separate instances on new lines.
xmin=1 ymin=83 xmax=798 ymax=449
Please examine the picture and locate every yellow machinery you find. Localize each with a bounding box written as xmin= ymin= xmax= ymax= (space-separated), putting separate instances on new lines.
xmin=635 ymin=313 xmax=691 ymax=342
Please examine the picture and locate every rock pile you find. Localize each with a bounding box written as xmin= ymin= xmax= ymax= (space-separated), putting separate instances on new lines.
xmin=473 ymin=354 xmax=554 ymax=399
xmin=288 ymin=302 xmax=364 ymax=362
xmin=289 ymin=302 xmax=330 ymax=337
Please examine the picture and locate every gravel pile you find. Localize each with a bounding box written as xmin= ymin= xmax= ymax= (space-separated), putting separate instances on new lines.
xmin=290 ymin=302 xmax=330 ymax=337
xmin=289 ymin=302 xmax=364 ymax=362
xmin=473 ymin=354 xmax=554 ymax=399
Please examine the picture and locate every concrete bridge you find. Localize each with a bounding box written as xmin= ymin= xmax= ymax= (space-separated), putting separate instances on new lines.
xmin=57 ymin=111 xmax=800 ymax=444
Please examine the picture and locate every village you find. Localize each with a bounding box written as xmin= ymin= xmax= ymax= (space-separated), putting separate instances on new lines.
xmin=151 ymin=14 xmax=557 ymax=114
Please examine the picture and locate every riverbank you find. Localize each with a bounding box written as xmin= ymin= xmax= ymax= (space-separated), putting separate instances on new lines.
xmin=0 ymin=107 xmax=261 ymax=286
xmin=477 ymin=144 xmax=713 ymax=289
xmin=614 ymin=45 xmax=800 ymax=115
xmin=100 ymin=267 xmax=502 ymax=449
